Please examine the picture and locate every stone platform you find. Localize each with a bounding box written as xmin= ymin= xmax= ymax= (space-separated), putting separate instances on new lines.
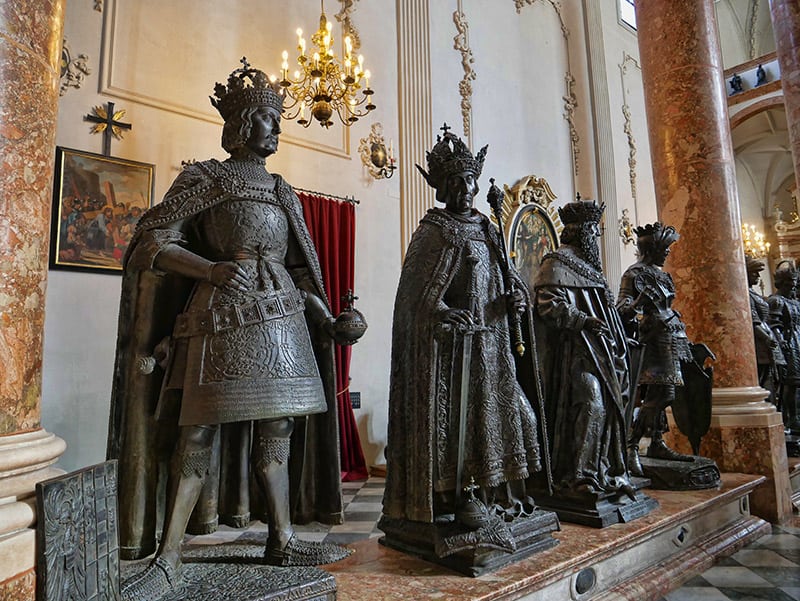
xmin=323 ymin=473 xmax=769 ymax=601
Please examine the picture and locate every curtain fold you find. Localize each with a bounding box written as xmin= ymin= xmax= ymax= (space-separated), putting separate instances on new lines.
xmin=297 ymin=191 xmax=368 ymax=481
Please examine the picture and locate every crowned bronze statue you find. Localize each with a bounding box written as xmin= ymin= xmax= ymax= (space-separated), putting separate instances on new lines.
xmin=108 ymin=58 xmax=361 ymax=601
xmin=617 ymin=223 xmax=720 ymax=490
xmin=746 ymin=255 xmax=784 ymax=403
xmin=378 ymin=124 xmax=558 ymax=576
xmin=768 ymin=264 xmax=800 ymax=438
xmin=532 ymin=199 xmax=657 ymax=526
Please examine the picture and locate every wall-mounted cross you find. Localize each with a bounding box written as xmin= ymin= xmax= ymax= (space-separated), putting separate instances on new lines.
xmin=84 ymin=101 xmax=132 ymax=156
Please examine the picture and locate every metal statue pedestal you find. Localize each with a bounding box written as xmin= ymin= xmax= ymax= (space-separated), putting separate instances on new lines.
xmin=377 ymin=509 xmax=559 ymax=577
xmin=532 ymin=479 xmax=659 ymax=528
xmin=121 ymin=537 xmax=337 ymax=601
xmin=639 ymin=455 xmax=721 ymax=490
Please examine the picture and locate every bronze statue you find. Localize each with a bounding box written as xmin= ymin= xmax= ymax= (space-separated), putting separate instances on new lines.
xmin=768 ymin=265 xmax=800 ymax=434
xmin=532 ymin=200 xmax=656 ymax=525
xmin=108 ymin=59 xmax=356 ymax=601
xmin=746 ymin=255 xmax=784 ymax=401
xmin=617 ymin=224 xmax=719 ymax=489
xmin=379 ymin=125 xmax=558 ymax=575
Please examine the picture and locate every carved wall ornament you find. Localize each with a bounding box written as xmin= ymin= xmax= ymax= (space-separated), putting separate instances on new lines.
xmin=493 ymin=174 xmax=562 ymax=236
xmin=747 ymin=0 xmax=760 ymax=60
xmin=563 ymin=73 xmax=580 ymax=176
xmin=358 ymin=122 xmax=397 ymax=180
xmin=618 ymin=208 xmax=635 ymax=246
xmin=94 ymin=0 xmax=103 ymax=11
xmin=335 ymin=0 xmax=361 ymax=51
xmin=453 ymin=1 xmax=476 ymax=146
xmin=59 ymin=37 xmax=91 ymax=97
xmin=619 ymin=53 xmax=641 ymax=209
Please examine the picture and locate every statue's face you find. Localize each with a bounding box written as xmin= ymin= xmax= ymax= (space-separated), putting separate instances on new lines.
xmin=652 ymin=245 xmax=670 ymax=267
xmin=747 ymin=269 xmax=760 ymax=287
xmin=444 ymin=171 xmax=478 ymax=215
xmin=246 ymin=106 xmax=282 ymax=158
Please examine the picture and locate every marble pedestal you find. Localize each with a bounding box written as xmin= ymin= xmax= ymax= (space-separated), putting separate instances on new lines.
xmin=325 ymin=474 xmax=768 ymax=601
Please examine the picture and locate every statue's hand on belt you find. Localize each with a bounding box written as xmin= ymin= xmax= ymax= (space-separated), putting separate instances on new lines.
xmin=207 ymin=261 xmax=251 ymax=292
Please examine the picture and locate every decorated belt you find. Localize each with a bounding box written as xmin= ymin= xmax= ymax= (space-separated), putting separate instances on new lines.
xmin=173 ymin=289 xmax=306 ymax=338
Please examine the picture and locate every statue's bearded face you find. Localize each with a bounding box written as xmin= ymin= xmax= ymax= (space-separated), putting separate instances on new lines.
xmin=577 ymin=221 xmax=603 ymax=271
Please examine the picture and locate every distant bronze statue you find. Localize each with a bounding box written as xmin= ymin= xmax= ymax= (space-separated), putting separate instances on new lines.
xmin=108 ymin=58 xmax=358 ymax=601
xmin=746 ymin=255 xmax=784 ymax=401
xmin=769 ymin=264 xmax=800 ymax=434
xmin=617 ymin=224 xmax=719 ymax=489
xmin=532 ymin=199 xmax=657 ymax=525
xmin=379 ymin=125 xmax=558 ymax=575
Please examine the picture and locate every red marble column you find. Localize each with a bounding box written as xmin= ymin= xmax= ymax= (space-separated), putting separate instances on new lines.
xmin=0 ymin=1 xmax=66 ymax=599
xmin=635 ymin=0 xmax=791 ymax=524
xmin=769 ymin=0 xmax=800 ymax=190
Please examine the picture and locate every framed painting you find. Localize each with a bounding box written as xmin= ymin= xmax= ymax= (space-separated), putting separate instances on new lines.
xmin=50 ymin=147 xmax=154 ymax=274
xmin=509 ymin=204 xmax=559 ymax=288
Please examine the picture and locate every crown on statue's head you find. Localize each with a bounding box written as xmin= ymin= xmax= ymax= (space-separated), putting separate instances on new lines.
xmin=558 ymin=196 xmax=605 ymax=225
xmin=210 ymin=57 xmax=284 ymax=121
xmin=634 ymin=222 xmax=679 ymax=248
xmin=416 ymin=123 xmax=488 ymax=192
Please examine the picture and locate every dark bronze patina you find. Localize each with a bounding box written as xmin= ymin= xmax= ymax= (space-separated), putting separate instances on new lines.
xmin=747 ymin=256 xmax=785 ymax=405
xmin=617 ymin=223 xmax=720 ymax=490
xmin=107 ymin=58 xmax=361 ymax=601
xmin=379 ymin=125 xmax=558 ymax=576
xmin=768 ymin=265 xmax=800 ymax=444
xmin=531 ymin=199 xmax=658 ymax=526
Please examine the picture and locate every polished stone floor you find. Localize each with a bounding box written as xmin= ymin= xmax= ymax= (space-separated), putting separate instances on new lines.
xmin=185 ymin=477 xmax=800 ymax=601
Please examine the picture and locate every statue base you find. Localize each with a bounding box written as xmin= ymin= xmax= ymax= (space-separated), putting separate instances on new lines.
xmin=787 ymin=433 xmax=800 ymax=458
xmin=532 ymin=479 xmax=659 ymax=528
xmin=121 ymin=540 xmax=337 ymax=601
xmin=377 ymin=509 xmax=560 ymax=577
xmin=640 ymin=455 xmax=721 ymax=490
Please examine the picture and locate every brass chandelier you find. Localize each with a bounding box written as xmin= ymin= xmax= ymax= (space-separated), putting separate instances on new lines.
xmin=278 ymin=1 xmax=375 ymax=128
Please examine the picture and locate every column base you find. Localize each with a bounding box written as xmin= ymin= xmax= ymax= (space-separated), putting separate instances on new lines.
xmin=0 ymin=429 xmax=66 ymax=600
xmin=664 ymin=386 xmax=792 ymax=523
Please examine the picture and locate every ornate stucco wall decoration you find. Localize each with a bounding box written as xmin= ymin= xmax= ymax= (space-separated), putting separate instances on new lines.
xmin=515 ymin=0 xmax=580 ymax=178
xmin=563 ymin=73 xmax=579 ymax=177
xmin=358 ymin=122 xmax=397 ymax=180
xmin=453 ymin=1 xmax=475 ymax=146
xmin=619 ymin=53 xmax=640 ymax=208
xmin=335 ymin=0 xmax=361 ymax=51
xmin=94 ymin=0 xmax=103 ymax=11
xmin=747 ymin=0 xmax=760 ymax=60
xmin=59 ymin=37 xmax=91 ymax=97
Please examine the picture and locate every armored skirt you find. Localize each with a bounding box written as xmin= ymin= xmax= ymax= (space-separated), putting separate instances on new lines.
xmin=160 ymin=195 xmax=326 ymax=426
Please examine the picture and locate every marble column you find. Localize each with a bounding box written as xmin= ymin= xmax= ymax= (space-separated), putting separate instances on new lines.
xmin=0 ymin=1 xmax=67 ymax=600
xmin=635 ymin=0 xmax=791 ymax=523
xmin=769 ymin=0 xmax=800 ymax=190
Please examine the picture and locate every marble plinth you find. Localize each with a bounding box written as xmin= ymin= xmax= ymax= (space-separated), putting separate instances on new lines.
xmin=324 ymin=473 xmax=768 ymax=601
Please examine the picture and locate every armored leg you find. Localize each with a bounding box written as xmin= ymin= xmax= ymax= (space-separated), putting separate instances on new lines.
xmin=121 ymin=424 xmax=217 ymax=601
xmin=253 ymin=418 xmax=351 ymax=566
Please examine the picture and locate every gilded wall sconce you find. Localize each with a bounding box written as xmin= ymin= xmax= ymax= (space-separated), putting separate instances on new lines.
xmin=359 ymin=122 xmax=396 ymax=179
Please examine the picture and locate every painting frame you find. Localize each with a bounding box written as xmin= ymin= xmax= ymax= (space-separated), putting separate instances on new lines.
xmin=49 ymin=146 xmax=155 ymax=274
xmin=509 ymin=203 xmax=559 ymax=289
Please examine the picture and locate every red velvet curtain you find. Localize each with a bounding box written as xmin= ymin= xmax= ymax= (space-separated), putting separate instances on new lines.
xmin=297 ymin=191 xmax=368 ymax=481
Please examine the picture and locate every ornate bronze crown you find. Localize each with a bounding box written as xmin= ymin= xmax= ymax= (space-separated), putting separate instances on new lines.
xmin=745 ymin=254 xmax=765 ymax=273
xmin=558 ymin=199 xmax=605 ymax=225
xmin=416 ymin=124 xmax=488 ymax=191
xmin=634 ymin=222 xmax=679 ymax=248
xmin=210 ymin=57 xmax=284 ymax=121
